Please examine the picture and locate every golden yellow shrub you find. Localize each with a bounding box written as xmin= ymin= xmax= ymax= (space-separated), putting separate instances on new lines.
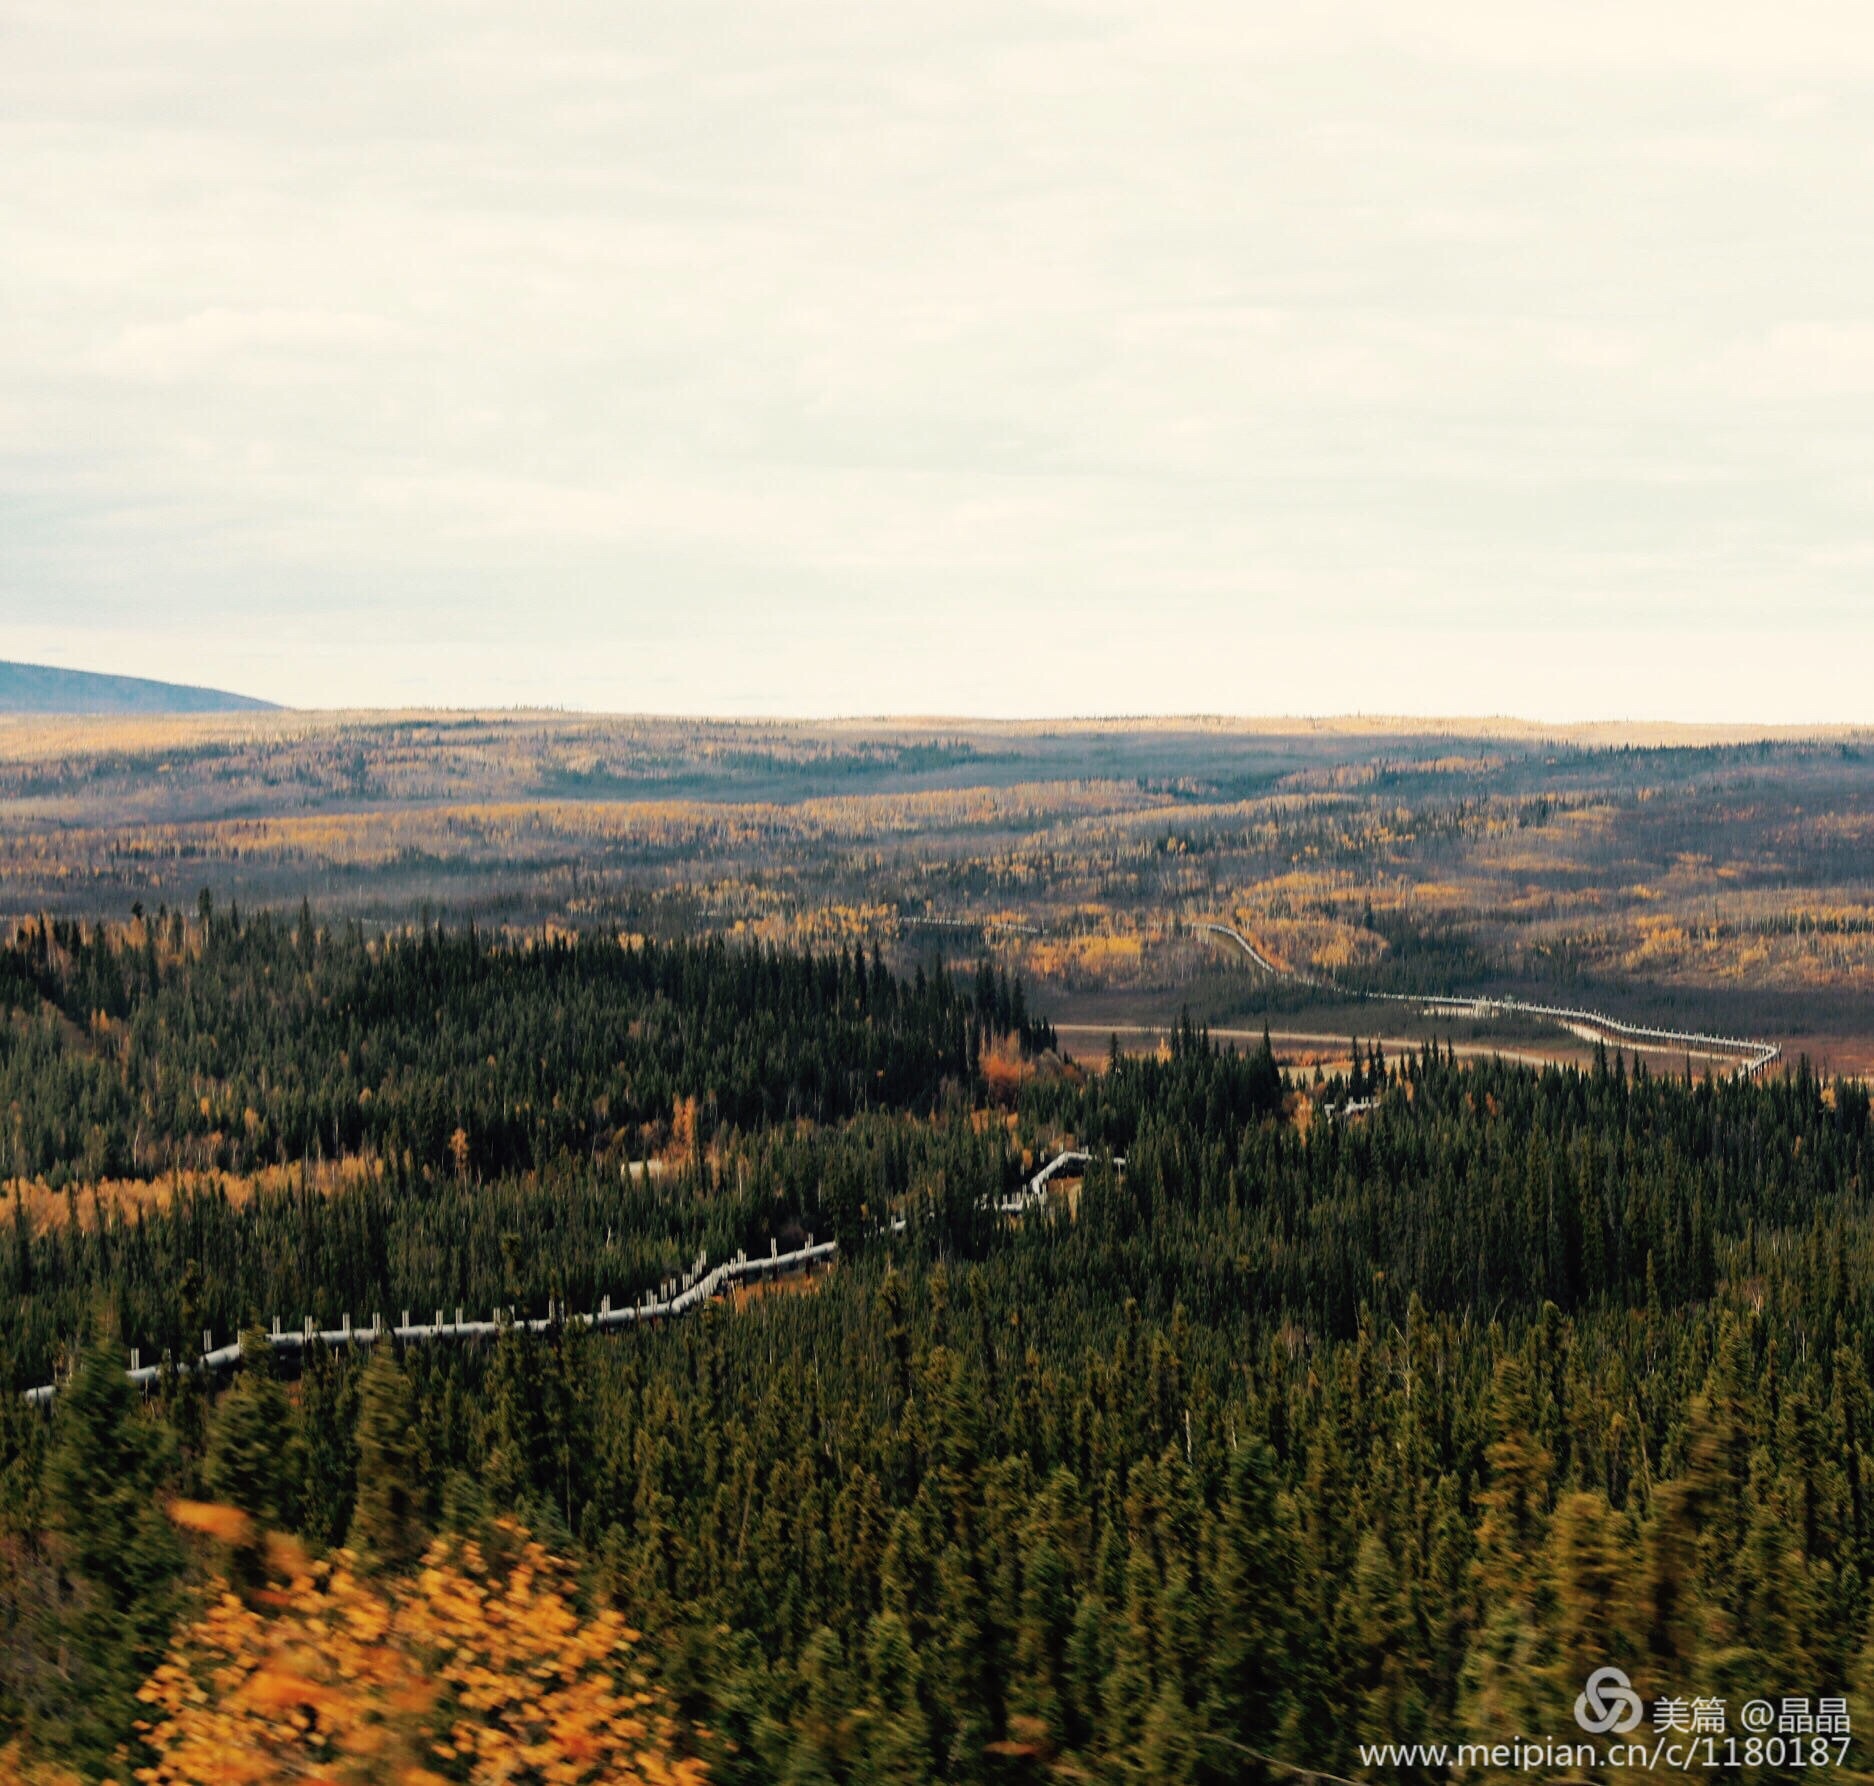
xmin=136 ymin=1521 xmax=706 ymax=1786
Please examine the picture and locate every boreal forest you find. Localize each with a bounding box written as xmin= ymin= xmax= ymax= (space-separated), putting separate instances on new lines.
xmin=3 ymin=905 xmax=1874 ymax=1783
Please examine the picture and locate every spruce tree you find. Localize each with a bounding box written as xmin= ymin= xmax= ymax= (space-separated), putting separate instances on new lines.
xmin=205 ymin=1328 xmax=299 ymax=1530
xmin=45 ymin=1333 xmax=183 ymax=1778
xmin=348 ymin=1342 xmax=425 ymax=1571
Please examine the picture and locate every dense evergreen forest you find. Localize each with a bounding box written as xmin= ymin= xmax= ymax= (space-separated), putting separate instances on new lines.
xmin=6 ymin=913 xmax=1874 ymax=1781
xmin=0 ymin=904 xmax=1052 ymax=1185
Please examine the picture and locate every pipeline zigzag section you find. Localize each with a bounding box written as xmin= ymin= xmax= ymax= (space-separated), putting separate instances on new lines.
xmin=21 ymin=1152 xmax=1118 ymax=1405
xmin=1197 ymin=923 xmax=1780 ymax=1078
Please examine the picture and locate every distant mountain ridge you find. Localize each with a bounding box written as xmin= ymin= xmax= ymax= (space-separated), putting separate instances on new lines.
xmin=0 ymin=660 xmax=277 ymax=715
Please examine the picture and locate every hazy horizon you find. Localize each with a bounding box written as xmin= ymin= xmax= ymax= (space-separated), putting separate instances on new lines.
xmin=10 ymin=665 xmax=1874 ymax=743
xmin=7 ymin=1 xmax=1874 ymax=720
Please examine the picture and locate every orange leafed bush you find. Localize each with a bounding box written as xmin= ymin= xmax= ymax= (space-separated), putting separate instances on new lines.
xmin=978 ymin=1031 xmax=1031 ymax=1104
xmin=136 ymin=1520 xmax=706 ymax=1786
xmin=166 ymin=1500 xmax=255 ymax=1547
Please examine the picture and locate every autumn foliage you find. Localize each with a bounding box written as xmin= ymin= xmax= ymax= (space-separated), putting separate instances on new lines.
xmin=134 ymin=1519 xmax=706 ymax=1786
xmin=976 ymin=1031 xmax=1032 ymax=1104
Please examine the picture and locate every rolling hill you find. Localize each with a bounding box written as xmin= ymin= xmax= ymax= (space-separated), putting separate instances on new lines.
xmin=0 ymin=659 xmax=278 ymax=714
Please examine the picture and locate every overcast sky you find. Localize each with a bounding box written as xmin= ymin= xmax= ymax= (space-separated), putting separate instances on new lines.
xmin=3 ymin=1 xmax=1873 ymax=718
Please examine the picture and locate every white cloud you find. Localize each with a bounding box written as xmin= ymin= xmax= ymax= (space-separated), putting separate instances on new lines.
xmin=92 ymin=307 xmax=410 ymax=383
xmin=2 ymin=0 xmax=1874 ymax=715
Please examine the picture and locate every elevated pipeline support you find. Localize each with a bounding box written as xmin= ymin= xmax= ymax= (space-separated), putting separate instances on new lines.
xmin=22 ymin=1151 xmax=1121 ymax=1404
